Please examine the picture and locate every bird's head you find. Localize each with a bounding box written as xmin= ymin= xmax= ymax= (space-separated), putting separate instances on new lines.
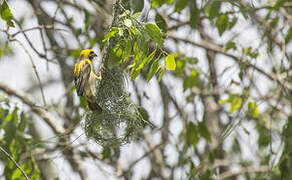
xmin=80 ymin=49 xmax=97 ymax=60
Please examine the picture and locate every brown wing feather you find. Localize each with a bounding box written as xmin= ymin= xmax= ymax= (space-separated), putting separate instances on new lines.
xmin=74 ymin=61 xmax=91 ymax=96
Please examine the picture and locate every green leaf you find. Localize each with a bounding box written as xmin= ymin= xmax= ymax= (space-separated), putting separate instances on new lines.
xmin=244 ymin=47 xmax=258 ymax=58
xmin=0 ymin=0 xmax=15 ymax=27
xmin=121 ymin=39 xmax=132 ymax=62
xmin=189 ymin=0 xmax=199 ymax=28
xmin=155 ymin=13 xmax=167 ymax=33
xmin=147 ymin=58 xmax=160 ymax=81
xmin=71 ymin=49 xmax=81 ymax=58
xmin=84 ymin=10 xmax=90 ymax=31
xmin=12 ymin=168 xmax=22 ymax=179
xmin=130 ymin=67 xmax=141 ymax=80
xmin=89 ymin=37 xmax=95 ymax=47
xmin=219 ymin=98 xmax=230 ymax=105
xmin=145 ymin=49 xmax=157 ymax=65
xmin=151 ymin=0 xmax=174 ymax=8
xmin=225 ymin=41 xmax=237 ymax=51
xmin=285 ymin=28 xmax=292 ymax=44
xmin=175 ymin=0 xmax=188 ymax=12
xmin=209 ymin=1 xmax=221 ymax=19
xmin=230 ymin=96 xmax=242 ymax=113
xmin=113 ymin=44 xmax=123 ymax=58
xmin=183 ymin=70 xmax=199 ymax=91
xmin=79 ymin=96 xmax=88 ymax=109
xmin=130 ymin=0 xmax=144 ymax=13
xmin=102 ymin=27 xmax=119 ymax=42
xmin=102 ymin=147 xmax=111 ymax=159
xmin=228 ymin=16 xmax=237 ymax=29
xmin=248 ymin=101 xmax=258 ymax=118
xmin=74 ymin=28 xmax=82 ymax=37
xmin=279 ymin=116 xmax=292 ymax=179
xmin=216 ymin=14 xmax=228 ymax=36
xmin=0 ymin=49 xmax=4 ymax=58
xmin=145 ymin=23 xmax=164 ymax=45
xmin=270 ymin=17 xmax=279 ymax=29
xmin=180 ymin=57 xmax=198 ymax=64
xmin=158 ymin=67 xmax=166 ymax=82
xmin=132 ymin=12 xmax=142 ymax=19
xmin=119 ymin=10 xmax=130 ymax=18
xmin=137 ymin=32 xmax=149 ymax=51
xmin=137 ymin=49 xmax=156 ymax=70
xmin=186 ymin=122 xmax=199 ymax=148
xmin=272 ymin=0 xmax=285 ymax=11
xmin=19 ymin=112 xmax=27 ymax=132
xmin=165 ymin=54 xmax=176 ymax=70
xmin=30 ymin=172 xmax=40 ymax=180
xmin=199 ymin=126 xmax=211 ymax=142
xmin=175 ymin=60 xmax=185 ymax=77
xmin=198 ymin=118 xmax=211 ymax=142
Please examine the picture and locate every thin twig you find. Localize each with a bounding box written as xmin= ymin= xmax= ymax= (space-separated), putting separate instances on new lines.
xmin=0 ymin=145 xmax=30 ymax=180
xmin=12 ymin=39 xmax=47 ymax=107
xmin=128 ymin=142 xmax=164 ymax=170
xmin=11 ymin=25 xmax=68 ymax=37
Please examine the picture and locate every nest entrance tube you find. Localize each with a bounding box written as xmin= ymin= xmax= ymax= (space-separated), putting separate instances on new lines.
xmin=84 ymin=66 xmax=147 ymax=146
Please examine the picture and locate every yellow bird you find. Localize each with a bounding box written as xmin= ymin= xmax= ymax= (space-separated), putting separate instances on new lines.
xmin=73 ymin=49 xmax=102 ymax=112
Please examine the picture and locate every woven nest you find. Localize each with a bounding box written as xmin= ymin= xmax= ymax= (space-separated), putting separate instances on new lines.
xmin=84 ymin=66 xmax=148 ymax=147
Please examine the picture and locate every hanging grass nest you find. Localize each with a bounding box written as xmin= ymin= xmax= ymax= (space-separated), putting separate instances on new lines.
xmin=84 ymin=65 xmax=149 ymax=147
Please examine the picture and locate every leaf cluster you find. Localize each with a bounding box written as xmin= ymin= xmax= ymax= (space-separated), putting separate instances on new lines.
xmin=0 ymin=100 xmax=40 ymax=179
xmin=103 ymin=10 xmax=176 ymax=81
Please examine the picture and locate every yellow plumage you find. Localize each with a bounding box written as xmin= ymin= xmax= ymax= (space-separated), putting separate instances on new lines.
xmin=73 ymin=49 xmax=102 ymax=112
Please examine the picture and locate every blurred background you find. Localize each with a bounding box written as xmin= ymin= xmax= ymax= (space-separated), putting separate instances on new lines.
xmin=0 ymin=0 xmax=291 ymax=179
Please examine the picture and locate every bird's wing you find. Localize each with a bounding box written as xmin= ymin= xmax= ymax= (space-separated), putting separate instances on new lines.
xmin=73 ymin=60 xmax=91 ymax=96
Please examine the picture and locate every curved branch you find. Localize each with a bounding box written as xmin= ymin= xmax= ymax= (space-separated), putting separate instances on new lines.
xmin=0 ymin=82 xmax=65 ymax=134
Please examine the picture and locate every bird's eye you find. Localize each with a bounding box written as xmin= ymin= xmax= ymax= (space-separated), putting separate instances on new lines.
xmin=88 ymin=51 xmax=97 ymax=60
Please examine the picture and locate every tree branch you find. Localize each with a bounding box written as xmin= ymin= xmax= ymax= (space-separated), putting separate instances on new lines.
xmin=143 ymin=132 xmax=168 ymax=179
xmin=168 ymin=34 xmax=292 ymax=91
xmin=215 ymin=165 xmax=269 ymax=179
xmin=0 ymin=82 xmax=65 ymax=134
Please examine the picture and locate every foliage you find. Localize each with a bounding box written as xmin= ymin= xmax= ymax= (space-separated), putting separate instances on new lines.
xmin=103 ymin=8 xmax=175 ymax=81
xmin=84 ymin=3 xmax=175 ymax=147
xmin=279 ymin=116 xmax=292 ymax=179
xmin=0 ymin=98 xmax=40 ymax=179
xmin=0 ymin=0 xmax=14 ymax=27
xmin=0 ymin=0 xmax=291 ymax=179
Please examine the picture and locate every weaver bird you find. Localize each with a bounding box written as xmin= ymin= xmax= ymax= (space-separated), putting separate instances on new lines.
xmin=73 ymin=49 xmax=102 ymax=112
